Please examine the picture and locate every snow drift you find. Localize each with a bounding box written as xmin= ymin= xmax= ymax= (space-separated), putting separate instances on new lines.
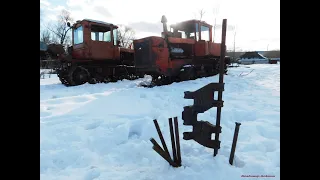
xmin=40 ymin=64 xmax=280 ymax=180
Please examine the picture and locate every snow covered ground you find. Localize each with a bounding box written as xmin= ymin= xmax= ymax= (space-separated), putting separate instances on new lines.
xmin=40 ymin=69 xmax=54 ymax=73
xmin=238 ymin=58 xmax=269 ymax=65
xmin=40 ymin=69 xmax=56 ymax=79
xmin=40 ymin=64 xmax=280 ymax=180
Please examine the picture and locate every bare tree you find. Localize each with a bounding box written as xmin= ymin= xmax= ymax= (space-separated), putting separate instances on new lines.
xmin=40 ymin=29 xmax=53 ymax=45
xmin=212 ymin=6 xmax=220 ymax=41
xmin=40 ymin=9 xmax=43 ymax=31
xmin=117 ymin=25 xmax=135 ymax=48
xmin=46 ymin=10 xmax=73 ymax=46
xmin=193 ymin=9 xmax=206 ymax=21
xmin=40 ymin=9 xmax=43 ymax=22
xmin=199 ymin=9 xmax=205 ymax=21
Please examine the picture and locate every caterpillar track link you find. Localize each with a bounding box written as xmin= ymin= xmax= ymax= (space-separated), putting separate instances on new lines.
xmin=140 ymin=65 xmax=227 ymax=88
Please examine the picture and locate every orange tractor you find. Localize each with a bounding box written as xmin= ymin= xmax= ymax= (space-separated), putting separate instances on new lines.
xmin=54 ymin=16 xmax=229 ymax=86
xmin=133 ymin=15 xmax=229 ymax=86
xmin=56 ymin=19 xmax=137 ymax=86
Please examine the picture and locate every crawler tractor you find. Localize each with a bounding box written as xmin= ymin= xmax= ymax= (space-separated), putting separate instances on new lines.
xmin=53 ymin=16 xmax=229 ymax=87
xmin=133 ymin=15 xmax=230 ymax=86
xmin=56 ymin=19 xmax=137 ymax=86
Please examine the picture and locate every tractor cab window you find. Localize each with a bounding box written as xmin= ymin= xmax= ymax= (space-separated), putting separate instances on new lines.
xmin=90 ymin=25 xmax=112 ymax=42
xmin=113 ymin=29 xmax=117 ymax=46
xmin=176 ymin=31 xmax=196 ymax=39
xmin=195 ymin=23 xmax=200 ymax=41
xmin=200 ymin=25 xmax=210 ymax=41
xmin=73 ymin=26 xmax=84 ymax=45
xmin=171 ymin=23 xmax=196 ymax=40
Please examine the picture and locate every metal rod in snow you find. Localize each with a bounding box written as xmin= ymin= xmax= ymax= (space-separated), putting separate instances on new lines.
xmin=169 ymin=118 xmax=178 ymax=163
xmin=153 ymin=119 xmax=171 ymax=160
xmin=214 ymin=19 xmax=227 ymax=156
xmin=174 ymin=117 xmax=181 ymax=166
xmin=229 ymin=122 xmax=241 ymax=165
xmin=150 ymin=138 xmax=178 ymax=167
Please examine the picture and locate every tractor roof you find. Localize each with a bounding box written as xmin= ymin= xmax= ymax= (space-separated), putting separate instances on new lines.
xmin=170 ymin=19 xmax=212 ymax=29
xmin=83 ymin=19 xmax=112 ymax=26
xmin=75 ymin=19 xmax=118 ymax=28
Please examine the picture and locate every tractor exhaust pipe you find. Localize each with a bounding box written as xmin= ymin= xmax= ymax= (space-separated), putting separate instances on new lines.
xmin=161 ymin=15 xmax=168 ymax=33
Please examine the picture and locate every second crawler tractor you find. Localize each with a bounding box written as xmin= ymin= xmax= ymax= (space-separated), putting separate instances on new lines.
xmin=133 ymin=15 xmax=230 ymax=86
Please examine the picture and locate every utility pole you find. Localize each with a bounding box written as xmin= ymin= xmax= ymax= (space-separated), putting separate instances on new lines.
xmin=267 ymin=44 xmax=269 ymax=51
xmin=213 ymin=5 xmax=219 ymax=41
xmin=213 ymin=18 xmax=216 ymax=41
xmin=233 ymin=31 xmax=236 ymax=63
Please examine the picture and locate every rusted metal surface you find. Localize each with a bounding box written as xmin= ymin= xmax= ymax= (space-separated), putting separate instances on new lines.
xmin=181 ymin=19 xmax=227 ymax=156
xmin=214 ymin=19 xmax=227 ymax=157
xmin=119 ymin=47 xmax=134 ymax=53
xmin=184 ymin=83 xmax=224 ymax=113
xmin=209 ymin=42 xmax=223 ymax=57
xmin=57 ymin=16 xmax=229 ymax=87
xmin=182 ymin=83 xmax=224 ymax=149
xmin=174 ymin=117 xmax=181 ymax=166
xmin=229 ymin=122 xmax=241 ymax=165
xmin=66 ymin=19 xmax=134 ymax=62
xmin=167 ymin=37 xmax=196 ymax=44
xmin=169 ymin=118 xmax=178 ymax=163
xmin=150 ymin=118 xmax=182 ymax=167
xmin=150 ymin=138 xmax=178 ymax=167
xmin=153 ymin=119 xmax=171 ymax=159
xmin=183 ymin=121 xmax=221 ymax=149
xmin=194 ymin=41 xmax=209 ymax=56
xmin=133 ymin=16 xmax=228 ymax=84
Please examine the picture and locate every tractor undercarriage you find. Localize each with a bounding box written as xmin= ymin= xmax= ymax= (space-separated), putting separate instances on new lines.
xmin=56 ymin=61 xmax=141 ymax=86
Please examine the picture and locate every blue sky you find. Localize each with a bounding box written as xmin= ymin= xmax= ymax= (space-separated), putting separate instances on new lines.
xmin=40 ymin=0 xmax=280 ymax=51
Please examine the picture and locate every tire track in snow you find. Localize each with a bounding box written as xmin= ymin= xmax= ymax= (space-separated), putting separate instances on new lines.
xmin=40 ymin=90 xmax=120 ymax=120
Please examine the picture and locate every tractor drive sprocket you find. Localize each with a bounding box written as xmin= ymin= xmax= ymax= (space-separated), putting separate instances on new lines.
xmin=57 ymin=66 xmax=90 ymax=86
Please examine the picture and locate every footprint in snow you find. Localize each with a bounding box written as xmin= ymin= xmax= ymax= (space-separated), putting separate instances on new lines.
xmin=85 ymin=121 xmax=103 ymax=130
xmin=233 ymin=155 xmax=246 ymax=168
xmin=40 ymin=111 xmax=52 ymax=118
xmin=84 ymin=167 xmax=100 ymax=180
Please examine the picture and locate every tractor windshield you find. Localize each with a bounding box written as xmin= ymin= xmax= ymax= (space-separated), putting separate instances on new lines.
xmin=200 ymin=25 xmax=210 ymax=41
xmin=170 ymin=22 xmax=197 ymax=40
xmin=90 ymin=25 xmax=118 ymax=46
xmin=90 ymin=25 xmax=113 ymax=42
xmin=74 ymin=26 xmax=84 ymax=45
xmin=113 ymin=28 xmax=117 ymax=46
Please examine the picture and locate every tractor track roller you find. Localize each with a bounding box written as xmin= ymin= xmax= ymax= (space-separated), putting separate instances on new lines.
xmin=57 ymin=66 xmax=91 ymax=86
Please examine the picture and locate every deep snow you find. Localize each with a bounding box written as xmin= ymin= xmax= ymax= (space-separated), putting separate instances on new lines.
xmin=40 ymin=64 xmax=280 ymax=180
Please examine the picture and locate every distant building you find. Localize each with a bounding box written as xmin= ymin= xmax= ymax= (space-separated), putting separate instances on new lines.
xmin=263 ymin=50 xmax=280 ymax=59
xmin=227 ymin=50 xmax=280 ymax=64
xmin=40 ymin=41 xmax=48 ymax=51
xmin=238 ymin=51 xmax=269 ymax=65
xmin=226 ymin=51 xmax=245 ymax=60
xmin=263 ymin=50 xmax=280 ymax=63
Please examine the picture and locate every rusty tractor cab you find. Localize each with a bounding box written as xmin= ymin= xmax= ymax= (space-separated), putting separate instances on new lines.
xmin=57 ymin=19 xmax=136 ymax=86
xmin=133 ymin=15 xmax=228 ymax=85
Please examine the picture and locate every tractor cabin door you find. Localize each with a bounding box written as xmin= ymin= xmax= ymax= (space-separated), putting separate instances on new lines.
xmin=89 ymin=24 xmax=115 ymax=60
xmin=112 ymin=28 xmax=121 ymax=60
